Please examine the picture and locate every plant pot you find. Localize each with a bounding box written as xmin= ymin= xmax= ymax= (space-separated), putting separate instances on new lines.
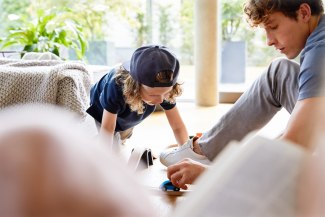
xmin=69 ymin=41 xmax=115 ymax=65
xmin=221 ymin=41 xmax=246 ymax=83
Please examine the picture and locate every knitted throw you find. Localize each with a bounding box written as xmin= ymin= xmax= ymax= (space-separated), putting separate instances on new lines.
xmin=0 ymin=58 xmax=92 ymax=118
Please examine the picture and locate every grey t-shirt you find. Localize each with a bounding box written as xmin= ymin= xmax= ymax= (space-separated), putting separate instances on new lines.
xmin=299 ymin=14 xmax=325 ymax=100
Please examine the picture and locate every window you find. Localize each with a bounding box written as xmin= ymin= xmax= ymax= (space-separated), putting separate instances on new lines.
xmin=2 ymin=0 xmax=319 ymax=103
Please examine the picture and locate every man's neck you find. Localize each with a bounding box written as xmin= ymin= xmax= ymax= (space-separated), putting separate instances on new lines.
xmin=309 ymin=15 xmax=322 ymax=34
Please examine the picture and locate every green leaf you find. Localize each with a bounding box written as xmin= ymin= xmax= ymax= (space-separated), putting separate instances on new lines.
xmin=51 ymin=46 xmax=60 ymax=57
xmin=23 ymin=44 xmax=36 ymax=52
xmin=1 ymin=7 xmax=89 ymax=59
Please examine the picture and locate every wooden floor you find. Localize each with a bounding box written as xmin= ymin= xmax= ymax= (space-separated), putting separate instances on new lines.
xmin=120 ymin=101 xmax=290 ymax=216
xmin=126 ymin=101 xmax=290 ymax=156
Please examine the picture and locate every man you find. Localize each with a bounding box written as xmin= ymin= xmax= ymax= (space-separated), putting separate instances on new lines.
xmin=160 ymin=0 xmax=325 ymax=190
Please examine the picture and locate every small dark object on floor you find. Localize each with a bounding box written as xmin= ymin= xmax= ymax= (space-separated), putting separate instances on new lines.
xmin=159 ymin=180 xmax=180 ymax=192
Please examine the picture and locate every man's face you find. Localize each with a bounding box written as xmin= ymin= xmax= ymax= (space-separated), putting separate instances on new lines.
xmin=261 ymin=11 xmax=310 ymax=59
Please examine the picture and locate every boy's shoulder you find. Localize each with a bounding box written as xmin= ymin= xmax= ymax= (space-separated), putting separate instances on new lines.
xmin=94 ymin=67 xmax=123 ymax=97
xmin=99 ymin=68 xmax=119 ymax=86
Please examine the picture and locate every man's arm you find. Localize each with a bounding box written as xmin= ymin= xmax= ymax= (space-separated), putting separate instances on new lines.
xmin=280 ymin=97 xmax=324 ymax=148
xmin=164 ymin=106 xmax=189 ymax=145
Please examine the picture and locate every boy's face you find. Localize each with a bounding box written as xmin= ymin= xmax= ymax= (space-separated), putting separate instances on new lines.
xmin=140 ymin=85 xmax=173 ymax=105
xmin=261 ymin=11 xmax=310 ymax=59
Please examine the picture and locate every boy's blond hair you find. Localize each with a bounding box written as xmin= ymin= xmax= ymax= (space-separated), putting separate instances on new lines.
xmin=115 ymin=66 xmax=182 ymax=114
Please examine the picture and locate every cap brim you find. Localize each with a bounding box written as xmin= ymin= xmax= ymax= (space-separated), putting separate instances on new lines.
xmin=122 ymin=60 xmax=131 ymax=71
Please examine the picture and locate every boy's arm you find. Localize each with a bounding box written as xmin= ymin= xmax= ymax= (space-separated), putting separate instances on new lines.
xmin=165 ymin=106 xmax=189 ymax=145
xmin=100 ymin=109 xmax=117 ymax=147
xmin=280 ymin=97 xmax=324 ymax=148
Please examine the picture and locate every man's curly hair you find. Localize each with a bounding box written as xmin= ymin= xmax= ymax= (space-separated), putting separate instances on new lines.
xmin=114 ymin=65 xmax=183 ymax=114
xmin=243 ymin=0 xmax=324 ymax=27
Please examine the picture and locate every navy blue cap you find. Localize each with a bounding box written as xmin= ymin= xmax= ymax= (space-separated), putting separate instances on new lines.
xmin=122 ymin=45 xmax=179 ymax=87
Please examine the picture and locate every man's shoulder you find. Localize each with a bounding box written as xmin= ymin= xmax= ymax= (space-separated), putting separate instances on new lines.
xmin=303 ymin=15 xmax=325 ymax=54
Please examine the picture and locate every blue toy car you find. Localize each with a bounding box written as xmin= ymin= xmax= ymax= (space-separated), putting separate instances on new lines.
xmin=159 ymin=180 xmax=180 ymax=191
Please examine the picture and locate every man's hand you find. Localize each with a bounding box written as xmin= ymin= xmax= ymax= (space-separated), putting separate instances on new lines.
xmin=167 ymin=158 xmax=208 ymax=190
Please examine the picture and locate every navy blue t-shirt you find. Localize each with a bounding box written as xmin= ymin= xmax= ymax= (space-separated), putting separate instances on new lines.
xmin=86 ymin=68 xmax=176 ymax=132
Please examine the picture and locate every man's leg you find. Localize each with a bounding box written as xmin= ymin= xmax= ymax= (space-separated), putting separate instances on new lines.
xmin=200 ymin=58 xmax=300 ymax=160
xmin=159 ymin=58 xmax=300 ymax=166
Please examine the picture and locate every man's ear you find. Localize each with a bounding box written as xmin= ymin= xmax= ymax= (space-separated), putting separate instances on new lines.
xmin=299 ymin=3 xmax=312 ymax=22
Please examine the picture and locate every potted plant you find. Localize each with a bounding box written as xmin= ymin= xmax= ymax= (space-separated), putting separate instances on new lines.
xmin=0 ymin=8 xmax=87 ymax=60
xmin=221 ymin=0 xmax=246 ymax=84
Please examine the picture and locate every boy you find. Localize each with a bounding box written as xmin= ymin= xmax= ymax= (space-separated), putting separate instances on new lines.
xmin=160 ymin=0 xmax=325 ymax=189
xmin=87 ymin=45 xmax=189 ymax=148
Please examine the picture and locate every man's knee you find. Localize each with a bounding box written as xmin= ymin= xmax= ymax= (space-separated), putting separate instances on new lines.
xmin=271 ymin=57 xmax=292 ymax=65
xmin=267 ymin=57 xmax=299 ymax=82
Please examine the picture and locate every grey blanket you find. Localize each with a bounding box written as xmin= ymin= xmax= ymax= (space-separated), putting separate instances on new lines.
xmin=0 ymin=58 xmax=92 ymax=118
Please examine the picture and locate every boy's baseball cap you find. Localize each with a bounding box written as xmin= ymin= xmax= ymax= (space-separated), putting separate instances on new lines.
xmin=122 ymin=45 xmax=179 ymax=87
